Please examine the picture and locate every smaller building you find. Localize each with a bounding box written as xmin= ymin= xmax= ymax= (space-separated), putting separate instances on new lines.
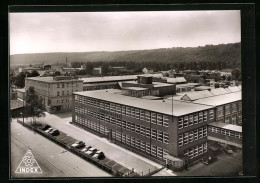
xmin=92 ymin=67 xmax=102 ymax=76
xmin=43 ymin=65 xmax=51 ymax=70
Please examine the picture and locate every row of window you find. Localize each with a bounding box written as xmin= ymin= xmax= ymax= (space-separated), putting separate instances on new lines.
xmin=224 ymin=112 xmax=242 ymax=125
xmin=75 ymin=95 xmax=170 ymax=127
xmin=184 ymin=142 xmax=207 ymax=160
xmin=57 ymin=90 xmax=78 ymax=96
xmin=178 ymin=126 xmax=207 ymax=147
xmin=75 ymin=115 xmax=169 ymax=160
xmin=57 ymin=83 xmax=79 ymax=88
xmin=57 ymin=98 xmax=70 ymax=104
xmin=216 ymin=102 xmax=242 ymax=118
xmin=74 ymin=108 xmax=170 ymax=144
xmin=208 ymin=126 xmax=242 ymax=139
xmin=178 ymin=110 xmax=213 ymax=129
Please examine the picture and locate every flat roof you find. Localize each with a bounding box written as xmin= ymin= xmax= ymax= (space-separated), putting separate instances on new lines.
xmin=208 ymin=136 xmax=242 ymax=148
xmin=74 ymin=89 xmax=213 ymax=116
xmin=141 ymin=96 xmax=163 ymax=100
xmin=26 ymin=77 xmax=83 ymax=83
xmin=80 ymin=74 xmax=163 ymax=83
xmin=193 ymin=91 xmax=241 ymax=106
xmin=122 ymin=87 xmax=149 ymax=91
xmin=194 ymin=86 xmax=215 ymax=90
xmin=209 ymin=122 xmax=242 ymax=132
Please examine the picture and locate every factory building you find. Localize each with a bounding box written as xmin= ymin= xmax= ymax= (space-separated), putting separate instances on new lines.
xmin=71 ymin=76 xmax=242 ymax=171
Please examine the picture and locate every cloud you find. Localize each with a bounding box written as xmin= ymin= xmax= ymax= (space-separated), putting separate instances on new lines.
xmin=9 ymin=11 xmax=241 ymax=55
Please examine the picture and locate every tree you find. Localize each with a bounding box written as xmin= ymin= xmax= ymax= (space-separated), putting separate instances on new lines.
xmin=53 ymin=71 xmax=61 ymax=76
xmin=13 ymin=72 xmax=26 ymax=88
xmin=25 ymin=86 xmax=45 ymax=125
xmin=30 ymin=70 xmax=40 ymax=77
xmin=231 ymin=68 xmax=241 ymax=81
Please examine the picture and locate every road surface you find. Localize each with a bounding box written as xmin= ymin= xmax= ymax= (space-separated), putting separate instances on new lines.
xmin=11 ymin=120 xmax=111 ymax=178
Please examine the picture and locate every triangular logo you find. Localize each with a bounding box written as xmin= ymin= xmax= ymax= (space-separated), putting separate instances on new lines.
xmin=15 ymin=150 xmax=42 ymax=174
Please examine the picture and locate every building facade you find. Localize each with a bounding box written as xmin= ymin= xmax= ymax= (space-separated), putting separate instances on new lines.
xmin=71 ymin=78 xmax=242 ymax=171
xmin=25 ymin=76 xmax=83 ymax=113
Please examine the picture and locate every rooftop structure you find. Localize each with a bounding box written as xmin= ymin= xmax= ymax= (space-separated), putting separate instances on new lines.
xmin=74 ymin=89 xmax=213 ymax=116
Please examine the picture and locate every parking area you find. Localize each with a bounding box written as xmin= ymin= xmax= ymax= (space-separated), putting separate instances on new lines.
xmin=33 ymin=123 xmax=138 ymax=176
xmin=20 ymin=112 xmax=163 ymax=176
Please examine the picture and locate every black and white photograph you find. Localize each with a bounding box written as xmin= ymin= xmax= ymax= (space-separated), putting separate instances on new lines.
xmin=9 ymin=8 xmax=248 ymax=178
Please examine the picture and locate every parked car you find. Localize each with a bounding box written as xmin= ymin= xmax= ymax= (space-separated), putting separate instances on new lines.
xmin=49 ymin=129 xmax=60 ymax=136
xmin=85 ymin=147 xmax=97 ymax=156
xmin=93 ymin=150 xmax=105 ymax=160
xmin=45 ymin=128 xmax=54 ymax=133
xmin=81 ymin=146 xmax=92 ymax=153
xmin=71 ymin=141 xmax=85 ymax=148
xmin=41 ymin=124 xmax=51 ymax=131
xmin=224 ymin=146 xmax=233 ymax=154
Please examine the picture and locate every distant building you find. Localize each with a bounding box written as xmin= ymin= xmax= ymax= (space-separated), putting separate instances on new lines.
xmin=25 ymin=76 xmax=83 ymax=113
xmin=92 ymin=67 xmax=102 ymax=76
xmin=142 ymin=68 xmax=154 ymax=74
xmin=43 ymin=65 xmax=51 ymax=70
xmin=15 ymin=88 xmax=26 ymax=100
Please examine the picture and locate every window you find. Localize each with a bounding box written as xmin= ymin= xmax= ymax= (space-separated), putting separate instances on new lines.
xmin=194 ymin=113 xmax=198 ymax=124
xmin=140 ymin=110 xmax=145 ymax=120
xmin=232 ymin=103 xmax=237 ymax=113
xmin=116 ymin=119 xmax=121 ymax=127
xmin=189 ymin=115 xmax=194 ymax=126
xmin=189 ymin=131 xmax=194 ymax=143
xmin=61 ymin=99 xmax=64 ymax=103
xmin=135 ymin=109 xmax=140 ymax=119
xmin=203 ymin=111 xmax=207 ymax=122
xmin=152 ymin=129 xmax=157 ymax=140
xmin=184 ymin=133 xmax=189 ymax=145
xmin=105 ymin=102 xmax=109 ymax=111
xmin=225 ymin=115 xmax=230 ymax=124
xmin=178 ymin=117 xmax=183 ymax=129
xmin=122 ymin=120 xmax=126 ymax=129
xmin=126 ymin=121 xmax=131 ymax=131
xmin=126 ymin=107 xmax=131 ymax=116
xmin=209 ymin=110 xmax=214 ymax=120
xmin=136 ymin=139 xmax=140 ymax=149
xmin=57 ymin=84 xmax=60 ymax=88
xmin=184 ymin=116 xmax=188 ymax=127
xmin=67 ymin=83 xmax=69 ymax=87
xmin=140 ymin=126 xmax=145 ymax=136
xmin=57 ymin=91 xmax=60 ymax=96
xmin=151 ymin=145 xmax=157 ymax=157
xmin=122 ymin=106 xmax=126 ymax=115
xmin=157 ymin=147 xmax=163 ymax=159
xmin=131 ymin=122 xmax=135 ymax=132
xmin=122 ymin=134 xmax=126 ymax=143
xmin=126 ymin=135 xmax=131 ymax=145
xmin=217 ymin=106 xmax=224 ymax=118
xmin=131 ymin=108 xmax=135 ymax=118
xmin=157 ymin=130 xmax=163 ymax=142
xmin=141 ymin=141 xmax=146 ymax=151
xmin=198 ymin=112 xmax=203 ymax=123
xmin=163 ymin=115 xmax=169 ymax=127
xmin=157 ymin=114 xmax=162 ymax=126
xmin=62 ymin=83 xmax=64 ymax=88
xmin=136 ymin=124 xmax=140 ymax=134
xmin=225 ymin=104 xmax=231 ymax=115
xmin=203 ymin=126 xmax=207 ymax=137
xmin=145 ymin=111 xmax=150 ymax=123
xmin=116 ymin=104 xmax=121 ymax=114
xmin=75 ymin=95 xmax=78 ymax=102
xmin=198 ymin=128 xmax=203 ymax=139
xmin=163 ymin=132 xmax=169 ymax=144
xmin=151 ymin=113 xmax=157 ymax=124
xmin=110 ymin=103 xmax=116 ymax=113
xmin=146 ymin=143 xmax=151 ymax=154
xmin=232 ymin=114 xmax=237 ymax=124
xmin=238 ymin=112 xmax=242 ymax=124
xmin=146 ymin=127 xmax=151 ymax=138
xmin=178 ymin=134 xmax=183 ymax=147
xmin=131 ymin=137 xmax=135 ymax=147
xmin=194 ymin=129 xmax=198 ymax=140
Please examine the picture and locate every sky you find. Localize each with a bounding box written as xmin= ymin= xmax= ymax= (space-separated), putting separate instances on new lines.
xmin=9 ymin=11 xmax=241 ymax=55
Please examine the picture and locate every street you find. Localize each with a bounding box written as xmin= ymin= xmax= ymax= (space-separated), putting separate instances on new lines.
xmin=11 ymin=120 xmax=111 ymax=178
xmin=22 ymin=112 xmax=163 ymax=176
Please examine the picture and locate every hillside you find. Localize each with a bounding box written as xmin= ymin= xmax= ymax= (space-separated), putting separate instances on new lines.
xmin=10 ymin=43 xmax=241 ymax=68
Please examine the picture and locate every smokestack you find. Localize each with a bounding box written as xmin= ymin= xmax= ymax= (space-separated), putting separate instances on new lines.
xmin=66 ymin=57 xmax=68 ymax=67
